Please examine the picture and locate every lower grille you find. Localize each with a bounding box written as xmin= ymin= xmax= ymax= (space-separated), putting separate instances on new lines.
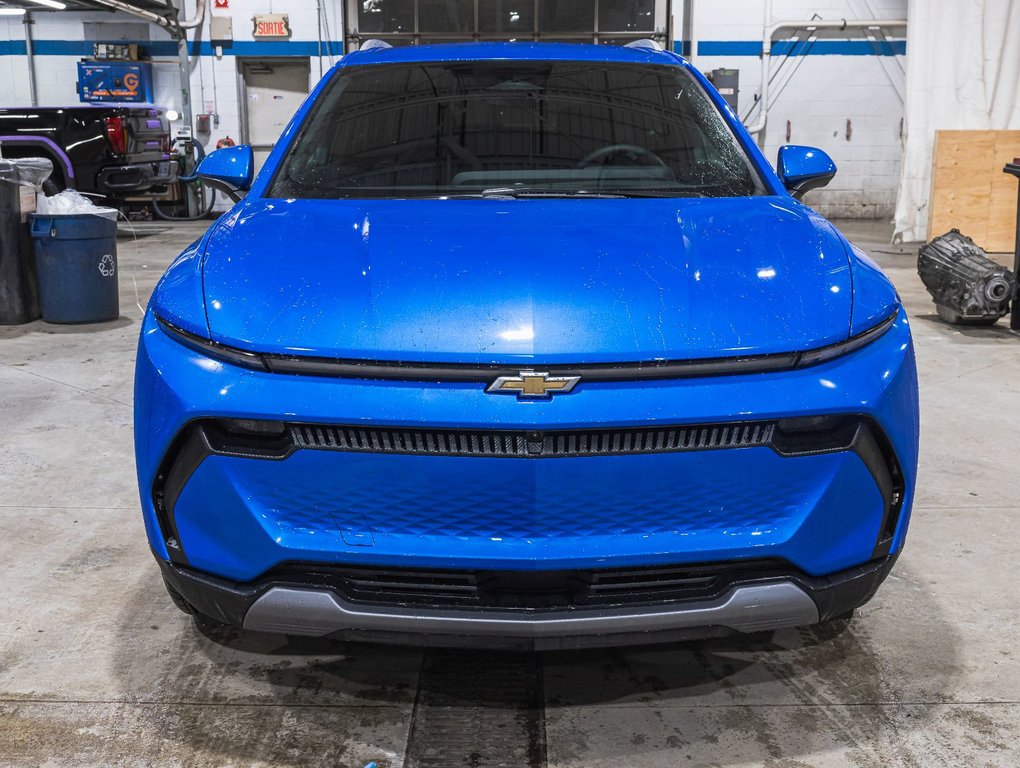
xmin=290 ymin=422 xmax=775 ymax=458
xmin=266 ymin=560 xmax=793 ymax=611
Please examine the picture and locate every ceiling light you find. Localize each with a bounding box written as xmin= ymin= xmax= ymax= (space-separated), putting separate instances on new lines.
xmin=0 ymin=7 xmax=27 ymax=14
xmin=24 ymin=0 xmax=68 ymax=8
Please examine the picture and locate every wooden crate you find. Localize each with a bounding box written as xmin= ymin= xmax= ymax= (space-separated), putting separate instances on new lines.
xmin=929 ymin=130 xmax=1020 ymax=253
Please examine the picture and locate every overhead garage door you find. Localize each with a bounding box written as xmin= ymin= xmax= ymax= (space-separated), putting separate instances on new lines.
xmin=344 ymin=0 xmax=671 ymax=50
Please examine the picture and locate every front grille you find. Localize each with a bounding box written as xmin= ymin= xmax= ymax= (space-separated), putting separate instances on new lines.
xmin=267 ymin=560 xmax=794 ymax=611
xmin=290 ymin=422 xmax=775 ymax=458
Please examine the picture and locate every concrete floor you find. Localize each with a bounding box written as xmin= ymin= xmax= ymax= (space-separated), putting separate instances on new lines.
xmin=1 ymin=218 xmax=1018 ymax=767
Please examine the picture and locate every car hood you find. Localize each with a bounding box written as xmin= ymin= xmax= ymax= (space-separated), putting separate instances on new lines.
xmin=201 ymin=197 xmax=852 ymax=364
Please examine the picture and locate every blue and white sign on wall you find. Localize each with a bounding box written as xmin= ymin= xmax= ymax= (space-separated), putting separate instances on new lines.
xmin=77 ymin=61 xmax=154 ymax=103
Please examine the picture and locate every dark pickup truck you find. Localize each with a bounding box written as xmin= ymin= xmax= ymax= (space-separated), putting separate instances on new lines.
xmin=0 ymin=104 xmax=176 ymax=200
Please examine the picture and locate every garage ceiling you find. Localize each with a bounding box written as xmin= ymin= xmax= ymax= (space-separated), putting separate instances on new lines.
xmin=0 ymin=0 xmax=176 ymax=19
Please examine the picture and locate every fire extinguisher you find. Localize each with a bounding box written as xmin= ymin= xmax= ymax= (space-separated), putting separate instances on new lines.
xmin=216 ymin=135 xmax=236 ymax=149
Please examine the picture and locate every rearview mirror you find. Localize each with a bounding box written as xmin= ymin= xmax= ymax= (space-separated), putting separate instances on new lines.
xmin=196 ymin=145 xmax=254 ymax=201
xmin=777 ymin=145 xmax=836 ymax=200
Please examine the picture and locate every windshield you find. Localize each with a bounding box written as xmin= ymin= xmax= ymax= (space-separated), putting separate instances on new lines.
xmin=269 ymin=60 xmax=765 ymax=199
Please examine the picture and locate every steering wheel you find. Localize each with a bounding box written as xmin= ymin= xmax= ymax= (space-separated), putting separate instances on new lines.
xmin=577 ymin=144 xmax=667 ymax=168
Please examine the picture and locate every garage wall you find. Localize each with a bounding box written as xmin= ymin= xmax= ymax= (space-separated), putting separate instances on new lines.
xmin=1 ymin=12 xmax=174 ymax=108
xmin=166 ymin=1 xmax=341 ymax=158
xmin=0 ymin=19 xmax=30 ymax=105
xmin=0 ymin=1 xmax=906 ymax=218
xmin=0 ymin=2 xmax=339 ymax=164
xmin=681 ymin=0 xmax=907 ymax=218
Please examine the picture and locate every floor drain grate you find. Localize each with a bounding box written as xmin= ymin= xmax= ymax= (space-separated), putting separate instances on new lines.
xmin=403 ymin=650 xmax=547 ymax=768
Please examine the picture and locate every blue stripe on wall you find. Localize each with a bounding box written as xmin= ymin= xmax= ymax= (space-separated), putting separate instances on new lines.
xmin=32 ymin=41 xmax=96 ymax=55
xmin=0 ymin=40 xmax=27 ymax=55
xmin=188 ymin=40 xmax=346 ymax=56
xmin=674 ymin=39 xmax=906 ymax=56
xmin=23 ymin=39 xmax=346 ymax=57
xmin=4 ymin=38 xmax=905 ymax=58
xmin=39 ymin=40 xmax=341 ymax=56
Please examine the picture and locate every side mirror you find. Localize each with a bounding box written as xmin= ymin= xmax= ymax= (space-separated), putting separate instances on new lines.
xmin=777 ymin=145 xmax=836 ymax=199
xmin=196 ymin=145 xmax=254 ymax=201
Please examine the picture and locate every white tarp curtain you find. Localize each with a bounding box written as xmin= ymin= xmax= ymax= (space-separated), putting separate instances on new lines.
xmin=893 ymin=0 xmax=1020 ymax=243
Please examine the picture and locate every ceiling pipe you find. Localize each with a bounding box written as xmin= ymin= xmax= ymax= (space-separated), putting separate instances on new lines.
xmin=745 ymin=0 xmax=773 ymax=140
xmin=24 ymin=11 xmax=38 ymax=107
xmin=177 ymin=0 xmax=205 ymax=30
xmin=684 ymin=0 xmax=698 ymax=66
xmin=745 ymin=15 xmax=907 ymax=137
xmin=86 ymin=0 xmax=174 ymax=29
xmin=84 ymin=0 xmax=205 ymax=34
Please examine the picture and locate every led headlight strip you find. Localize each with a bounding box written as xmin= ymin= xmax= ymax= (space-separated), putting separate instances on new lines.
xmin=155 ymin=309 xmax=898 ymax=382
xmin=796 ymin=311 xmax=898 ymax=367
xmin=156 ymin=317 xmax=266 ymax=371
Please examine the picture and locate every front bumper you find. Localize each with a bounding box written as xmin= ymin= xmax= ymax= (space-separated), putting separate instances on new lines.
xmin=158 ymin=553 xmax=898 ymax=649
xmin=136 ymin=306 xmax=918 ymax=647
xmin=136 ymin=307 xmax=918 ymax=576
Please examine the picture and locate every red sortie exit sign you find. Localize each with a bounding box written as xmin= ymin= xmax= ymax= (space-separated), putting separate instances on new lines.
xmin=252 ymin=13 xmax=291 ymax=39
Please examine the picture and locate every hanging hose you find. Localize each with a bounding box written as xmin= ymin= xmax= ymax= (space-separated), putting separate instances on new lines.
xmin=152 ymin=184 xmax=216 ymax=221
xmin=152 ymin=139 xmax=218 ymax=221
xmin=177 ymin=139 xmax=206 ymax=182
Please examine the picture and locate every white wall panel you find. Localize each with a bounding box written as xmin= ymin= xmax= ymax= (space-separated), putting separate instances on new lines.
xmin=676 ymin=0 xmax=907 ymax=218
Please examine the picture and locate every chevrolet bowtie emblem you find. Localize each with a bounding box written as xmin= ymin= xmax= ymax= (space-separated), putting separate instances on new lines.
xmin=486 ymin=371 xmax=581 ymax=398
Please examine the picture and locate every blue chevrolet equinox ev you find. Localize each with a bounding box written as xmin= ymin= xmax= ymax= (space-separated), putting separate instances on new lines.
xmin=134 ymin=41 xmax=918 ymax=649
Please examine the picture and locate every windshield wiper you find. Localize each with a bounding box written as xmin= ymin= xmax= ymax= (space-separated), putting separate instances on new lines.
xmin=476 ymin=187 xmax=627 ymax=199
xmin=476 ymin=187 xmax=715 ymax=199
xmin=308 ymin=187 xmax=711 ymax=200
xmin=597 ymin=189 xmax=709 ymax=198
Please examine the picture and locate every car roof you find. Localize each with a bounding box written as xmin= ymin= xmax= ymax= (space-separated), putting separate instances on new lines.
xmin=339 ymin=41 xmax=684 ymax=68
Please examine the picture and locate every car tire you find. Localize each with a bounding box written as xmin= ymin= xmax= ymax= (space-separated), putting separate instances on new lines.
xmin=41 ymin=165 xmax=66 ymax=196
xmin=807 ymin=608 xmax=855 ymax=641
xmin=824 ymin=608 xmax=855 ymax=625
xmin=163 ymin=577 xmax=195 ymax=616
xmin=162 ymin=577 xmax=230 ymax=631
xmin=191 ymin=612 xmax=231 ymax=633
xmin=42 ymin=178 xmax=63 ymax=196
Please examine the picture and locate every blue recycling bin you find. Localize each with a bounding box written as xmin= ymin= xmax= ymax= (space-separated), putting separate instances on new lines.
xmin=30 ymin=213 xmax=119 ymax=324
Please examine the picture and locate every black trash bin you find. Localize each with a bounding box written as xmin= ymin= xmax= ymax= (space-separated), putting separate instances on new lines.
xmin=0 ymin=157 xmax=51 ymax=325
xmin=30 ymin=212 xmax=120 ymax=324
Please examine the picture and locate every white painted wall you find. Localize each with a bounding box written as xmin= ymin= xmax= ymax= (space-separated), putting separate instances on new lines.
xmin=680 ymin=0 xmax=907 ymax=218
xmin=0 ymin=19 xmax=30 ymax=106
xmin=0 ymin=0 xmax=907 ymax=218
xmin=0 ymin=4 xmax=337 ymax=139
